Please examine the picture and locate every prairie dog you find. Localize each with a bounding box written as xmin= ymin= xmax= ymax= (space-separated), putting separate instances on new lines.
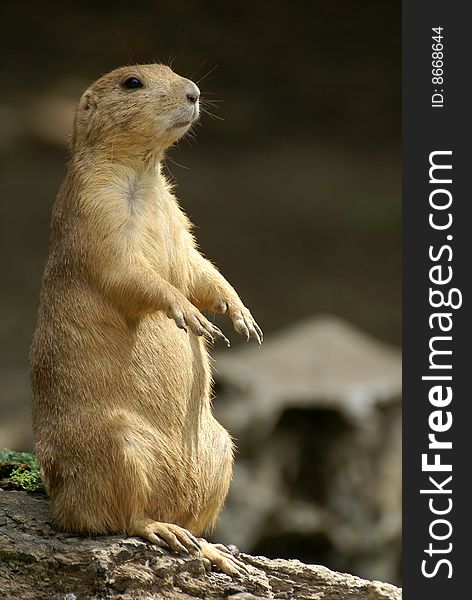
xmin=30 ymin=64 xmax=262 ymax=576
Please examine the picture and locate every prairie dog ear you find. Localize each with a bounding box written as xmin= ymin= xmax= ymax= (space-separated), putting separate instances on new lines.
xmin=71 ymin=90 xmax=98 ymax=148
xmin=79 ymin=90 xmax=97 ymax=119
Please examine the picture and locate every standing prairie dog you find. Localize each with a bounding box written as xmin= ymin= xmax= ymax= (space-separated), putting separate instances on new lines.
xmin=30 ymin=64 xmax=262 ymax=576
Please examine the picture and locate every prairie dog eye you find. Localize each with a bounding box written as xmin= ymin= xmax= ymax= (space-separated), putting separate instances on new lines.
xmin=122 ymin=77 xmax=143 ymax=90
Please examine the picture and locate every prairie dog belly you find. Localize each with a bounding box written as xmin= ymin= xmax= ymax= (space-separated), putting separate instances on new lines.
xmin=120 ymin=313 xmax=233 ymax=526
xmin=127 ymin=312 xmax=213 ymax=427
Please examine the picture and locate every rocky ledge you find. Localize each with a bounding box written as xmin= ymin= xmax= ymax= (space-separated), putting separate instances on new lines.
xmin=0 ymin=490 xmax=401 ymax=600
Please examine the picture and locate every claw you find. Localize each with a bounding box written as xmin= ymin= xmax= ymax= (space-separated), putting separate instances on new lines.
xmin=203 ymin=332 xmax=215 ymax=343
xmin=211 ymin=325 xmax=230 ymax=347
xmin=244 ymin=320 xmax=258 ymax=344
xmin=138 ymin=521 xmax=201 ymax=556
xmin=234 ymin=317 xmax=249 ymax=339
xmin=232 ymin=308 xmax=263 ymax=346
xmin=198 ymin=540 xmax=250 ymax=577
xmin=173 ymin=312 xmax=188 ymax=333
xmin=244 ymin=314 xmax=263 ymax=346
xmin=254 ymin=321 xmax=263 ymax=344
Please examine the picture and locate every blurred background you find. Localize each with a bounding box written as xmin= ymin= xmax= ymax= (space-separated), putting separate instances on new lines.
xmin=0 ymin=0 xmax=401 ymax=586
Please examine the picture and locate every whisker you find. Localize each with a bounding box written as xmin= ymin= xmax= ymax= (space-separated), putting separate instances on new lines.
xmin=168 ymin=53 xmax=183 ymax=70
xmin=201 ymin=107 xmax=225 ymax=121
xmin=191 ymin=58 xmax=209 ymax=81
xmin=196 ymin=64 xmax=218 ymax=86
xmin=117 ymin=30 xmax=135 ymax=65
xmin=201 ymin=98 xmax=224 ymax=106
xmin=166 ymin=155 xmax=191 ymax=170
xmin=184 ymin=134 xmax=196 ymax=147
xmin=162 ymin=158 xmax=177 ymax=183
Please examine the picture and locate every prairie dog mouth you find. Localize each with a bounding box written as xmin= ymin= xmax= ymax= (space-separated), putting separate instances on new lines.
xmin=171 ymin=105 xmax=199 ymax=130
xmin=172 ymin=119 xmax=192 ymax=129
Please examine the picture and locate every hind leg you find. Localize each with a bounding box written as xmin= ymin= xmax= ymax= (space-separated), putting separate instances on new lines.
xmin=176 ymin=431 xmax=249 ymax=576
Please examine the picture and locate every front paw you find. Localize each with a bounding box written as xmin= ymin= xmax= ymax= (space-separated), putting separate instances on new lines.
xmin=167 ymin=302 xmax=230 ymax=347
xmin=227 ymin=304 xmax=263 ymax=345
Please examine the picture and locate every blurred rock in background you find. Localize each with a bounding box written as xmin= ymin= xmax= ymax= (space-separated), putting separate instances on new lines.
xmin=213 ymin=316 xmax=401 ymax=584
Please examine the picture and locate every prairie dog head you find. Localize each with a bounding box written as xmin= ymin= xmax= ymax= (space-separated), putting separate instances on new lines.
xmin=72 ymin=64 xmax=200 ymax=159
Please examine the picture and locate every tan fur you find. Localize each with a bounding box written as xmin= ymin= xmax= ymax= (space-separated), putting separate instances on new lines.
xmin=30 ymin=64 xmax=262 ymax=549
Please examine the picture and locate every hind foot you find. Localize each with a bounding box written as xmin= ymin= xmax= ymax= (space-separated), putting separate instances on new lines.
xmin=135 ymin=521 xmax=248 ymax=577
xmin=135 ymin=519 xmax=201 ymax=555
xmin=198 ymin=539 xmax=250 ymax=577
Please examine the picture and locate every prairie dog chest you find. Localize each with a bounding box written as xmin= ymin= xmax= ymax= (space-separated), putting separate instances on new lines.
xmin=116 ymin=168 xmax=192 ymax=287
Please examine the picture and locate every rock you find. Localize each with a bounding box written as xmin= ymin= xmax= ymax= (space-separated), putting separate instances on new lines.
xmin=214 ymin=316 xmax=401 ymax=435
xmin=212 ymin=317 xmax=402 ymax=584
xmin=0 ymin=490 xmax=401 ymax=599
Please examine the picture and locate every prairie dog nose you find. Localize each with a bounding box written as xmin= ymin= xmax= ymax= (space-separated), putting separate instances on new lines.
xmin=185 ymin=81 xmax=200 ymax=104
xmin=187 ymin=92 xmax=199 ymax=104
